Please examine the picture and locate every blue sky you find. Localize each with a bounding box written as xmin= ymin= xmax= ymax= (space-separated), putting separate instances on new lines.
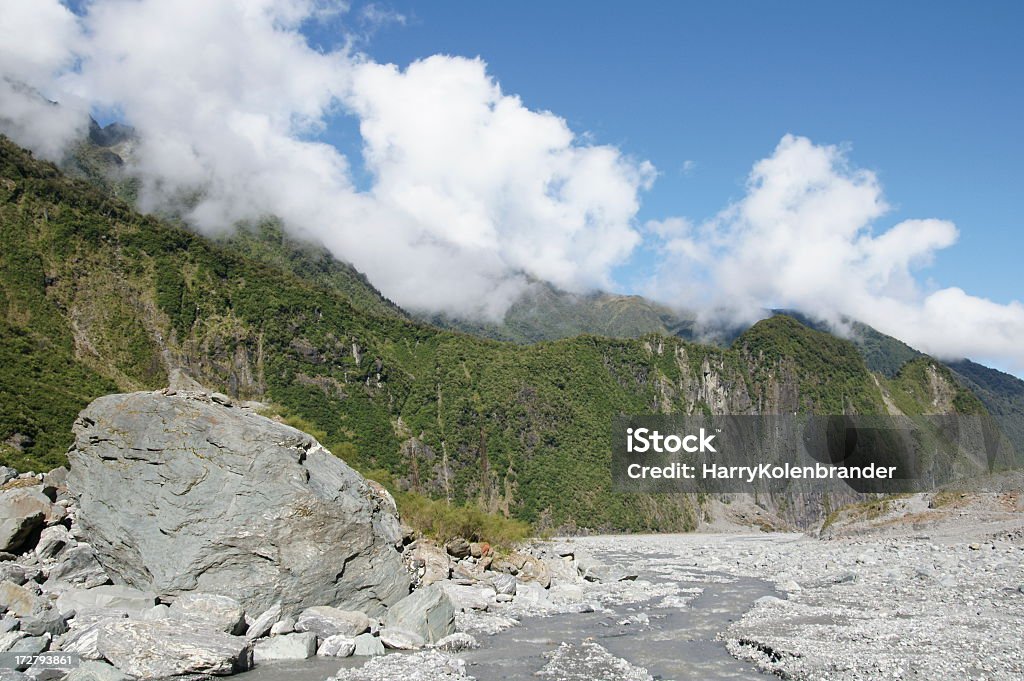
xmin=317 ymin=0 xmax=1023 ymax=305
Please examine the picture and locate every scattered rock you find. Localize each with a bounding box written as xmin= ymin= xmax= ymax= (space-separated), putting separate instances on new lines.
xmin=253 ymin=631 xmax=317 ymax=662
xmin=434 ymin=632 xmax=479 ymax=652
xmin=330 ymin=649 xmax=469 ymax=680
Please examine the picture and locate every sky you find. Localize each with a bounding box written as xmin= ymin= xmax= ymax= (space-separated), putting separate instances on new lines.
xmin=1 ymin=0 xmax=1022 ymax=372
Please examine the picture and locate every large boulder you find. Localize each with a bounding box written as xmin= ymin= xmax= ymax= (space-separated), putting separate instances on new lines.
xmin=252 ymin=632 xmax=317 ymax=662
xmin=294 ymin=606 xmax=370 ymax=638
xmin=382 ymin=584 xmax=455 ymax=644
xmin=67 ymin=391 xmax=410 ymax=615
xmin=95 ymin=619 xmax=253 ymax=679
xmin=0 ymin=488 xmax=54 ymax=553
xmin=168 ymin=592 xmax=246 ymax=635
xmin=55 ymin=586 xmax=156 ymax=618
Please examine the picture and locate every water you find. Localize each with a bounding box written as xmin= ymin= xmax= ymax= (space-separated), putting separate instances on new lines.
xmin=236 ymin=542 xmax=775 ymax=680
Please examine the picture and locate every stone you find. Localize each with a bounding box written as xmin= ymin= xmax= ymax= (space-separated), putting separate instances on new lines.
xmin=441 ymin=583 xmax=491 ymax=612
xmin=780 ymin=580 xmax=802 ymax=592
xmin=245 ymin=602 xmax=281 ymax=641
xmin=0 ymin=581 xmax=43 ymax=617
xmin=168 ymin=592 xmax=246 ymax=635
xmin=294 ymin=606 xmax=370 ymax=638
xmin=515 ymin=555 xmax=550 ymax=588
xmin=43 ymin=545 xmax=109 ymax=589
xmin=444 ymin=538 xmax=471 ymax=559
xmin=352 ymin=632 xmax=385 ymax=656
xmin=95 ymin=619 xmax=253 ymax=679
xmin=33 ymin=526 xmax=71 ymax=561
xmin=137 ymin=604 xmax=170 ymax=621
xmin=383 ymin=584 xmax=456 ymax=645
xmin=63 ymin=660 xmax=134 ymax=681
xmin=515 ymin=582 xmax=551 ymax=608
xmin=19 ymin=606 xmax=69 ymax=637
xmin=379 ymin=628 xmax=424 ymax=650
xmin=435 ymin=632 xmax=479 ymax=652
xmin=269 ymin=617 xmax=295 ymax=636
xmin=253 ymin=632 xmax=317 ymax=662
xmin=488 ymin=573 xmax=516 ymax=596
xmin=0 ymin=489 xmax=52 ymax=554
xmin=409 ymin=542 xmax=451 ymax=586
xmin=317 ymin=634 xmax=356 ymax=657
xmin=0 ymin=564 xmax=26 ymax=586
xmin=67 ymin=391 xmax=410 ymax=615
xmin=55 ymin=585 xmax=156 ymax=618
xmin=8 ymin=634 xmax=49 ymax=656
xmin=57 ymin=614 xmax=127 ymax=661
xmin=469 ymin=542 xmax=489 ymax=559
xmin=0 ymin=631 xmax=27 ymax=653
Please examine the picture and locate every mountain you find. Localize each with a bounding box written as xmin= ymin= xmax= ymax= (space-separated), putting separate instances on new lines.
xmin=423 ymin=282 xmax=696 ymax=344
xmin=0 ymin=135 xmax=1010 ymax=532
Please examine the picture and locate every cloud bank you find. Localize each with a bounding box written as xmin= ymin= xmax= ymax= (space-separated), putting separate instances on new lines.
xmin=1 ymin=1 xmax=1022 ymax=370
xmin=0 ymin=0 xmax=651 ymax=320
xmin=645 ymin=135 xmax=1024 ymax=371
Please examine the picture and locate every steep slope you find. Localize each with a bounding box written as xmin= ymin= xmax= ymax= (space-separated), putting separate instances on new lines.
xmin=0 ymin=136 xmax=1003 ymax=531
xmin=947 ymin=359 xmax=1024 ymax=463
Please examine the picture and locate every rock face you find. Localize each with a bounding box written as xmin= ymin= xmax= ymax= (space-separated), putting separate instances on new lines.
xmin=67 ymin=391 xmax=410 ymax=615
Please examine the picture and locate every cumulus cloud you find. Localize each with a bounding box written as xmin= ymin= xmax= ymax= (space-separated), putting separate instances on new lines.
xmin=0 ymin=0 xmax=652 ymax=320
xmin=647 ymin=134 xmax=1024 ymax=371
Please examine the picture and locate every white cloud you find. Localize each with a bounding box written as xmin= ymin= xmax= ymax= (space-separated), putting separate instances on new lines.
xmin=0 ymin=0 xmax=89 ymax=157
xmin=648 ymin=134 xmax=1024 ymax=371
xmin=0 ymin=0 xmax=652 ymax=321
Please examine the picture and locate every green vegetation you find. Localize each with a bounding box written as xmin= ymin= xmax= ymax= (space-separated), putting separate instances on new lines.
xmin=0 ymin=134 xmax=1012 ymax=533
xmin=425 ymin=280 xmax=696 ymax=344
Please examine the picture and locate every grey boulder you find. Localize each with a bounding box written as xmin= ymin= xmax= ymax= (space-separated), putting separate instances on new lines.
xmin=67 ymin=391 xmax=410 ymax=615
xmin=63 ymin=660 xmax=134 ymax=681
xmin=382 ymin=584 xmax=455 ymax=644
xmin=55 ymin=586 xmax=156 ymax=618
xmin=0 ymin=488 xmax=53 ymax=553
xmin=95 ymin=619 xmax=253 ymax=679
xmin=317 ymin=634 xmax=355 ymax=657
xmin=245 ymin=602 xmax=281 ymax=641
xmin=168 ymin=592 xmax=246 ymax=635
xmin=253 ymin=631 xmax=317 ymax=662
xmin=294 ymin=606 xmax=370 ymax=639
xmin=352 ymin=633 xmax=384 ymax=656
xmin=379 ymin=628 xmax=424 ymax=650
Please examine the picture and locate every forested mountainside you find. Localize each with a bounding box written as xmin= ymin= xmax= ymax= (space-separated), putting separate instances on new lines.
xmin=0 ymin=135 xmax=1010 ymax=531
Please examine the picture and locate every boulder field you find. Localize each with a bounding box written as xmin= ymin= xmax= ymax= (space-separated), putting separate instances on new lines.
xmin=0 ymin=390 xmax=614 ymax=680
